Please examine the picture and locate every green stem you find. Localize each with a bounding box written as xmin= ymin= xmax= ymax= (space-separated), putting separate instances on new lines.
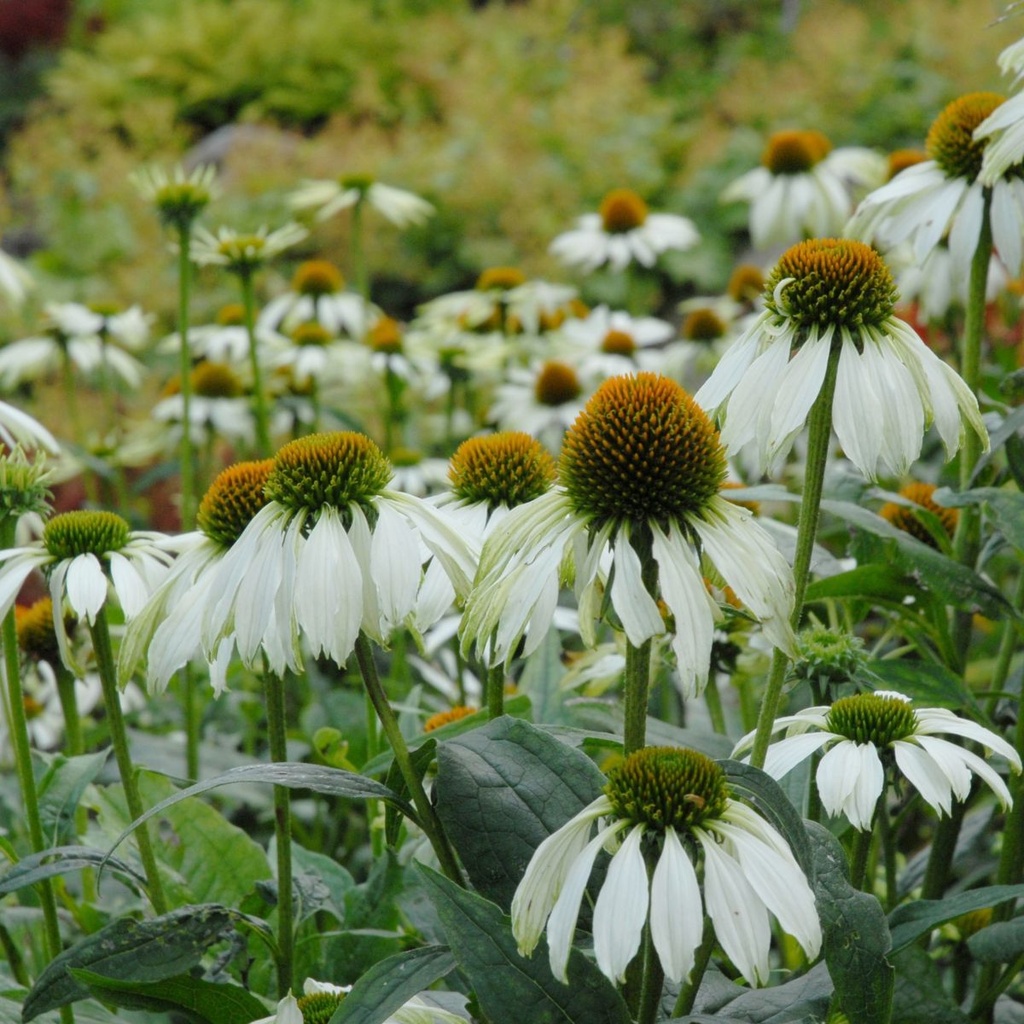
xmin=622 ymin=526 xmax=658 ymax=756
xmin=702 ymin=672 xmax=726 ymax=734
xmin=54 ymin=662 xmax=83 ymax=757
xmin=950 ymin=197 xmax=992 ymax=666
xmin=635 ymin=920 xmax=665 ymax=1024
xmin=262 ymin=671 xmax=294 ymax=998
xmin=351 ymin=200 xmax=369 ymax=322
xmin=671 ymin=918 xmax=716 ymax=1019
xmin=181 ymin=664 xmax=200 ymax=780
xmin=0 ymin=527 xmax=66 ymax=973
xmin=175 ymin=222 xmax=197 ymax=530
xmin=749 ymin=344 xmax=841 ymax=768
xmin=87 ymin=610 xmax=168 ymax=915
xmin=986 ymin=569 xmax=1024 ymax=719
xmin=486 ymin=664 xmax=505 ymax=720
xmin=849 ymin=826 xmax=874 ymax=892
xmin=365 ymin=689 xmax=384 ymax=859
xmin=354 ymin=633 xmax=464 ymax=885
xmin=877 ymin=796 xmax=897 ymax=911
xmin=920 ymin=798 xmax=966 ymax=901
xmin=240 ymin=270 xmax=272 ymax=457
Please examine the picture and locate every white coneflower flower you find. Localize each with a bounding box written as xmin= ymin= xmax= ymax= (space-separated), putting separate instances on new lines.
xmin=557 ymin=305 xmax=675 ymax=377
xmin=512 ymin=746 xmax=821 ymax=987
xmin=254 ymin=977 xmax=464 ymax=1024
xmin=190 ymin=223 xmax=308 ymax=273
xmin=151 ymin=361 xmax=256 ymax=445
xmin=120 ymin=459 xmax=274 ymax=694
xmin=160 ymin=303 xmax=285 ymax=367
xmin=722 ymin=130 xmax=885 ymax=249
xmin=258 ymin=259 xmax=378 ymax=340
xmin=550 ymin=188 xmax=700 ymax=274
xmin=0 ymin=402 xmax=59 ymax=453
xmin=289 ymin=174 xmax=434 ymax=228
xmin=488 ymin=360 xmax=593 ymax=450
xmin=974 ymin=36 xmax=1024 ymax=187
xmin=695 ymin=238 xmax=988 ymax=479
xmin=201 ymin=432 xmax=476 ymax=676
xmin=461 ymin=373 xmax=795 ymax=696
xmin=0 ymin=247 xmax=34 ymax=308
xmin=131 ymin=163 xmax=216 ymax=231
xmin=848 ymin=93 xmax=1024 ymax=278
xmin=0 ymin=510 xmax=177 ymax=671
xmin=733 ymin=691 xmax=1022 ymax=830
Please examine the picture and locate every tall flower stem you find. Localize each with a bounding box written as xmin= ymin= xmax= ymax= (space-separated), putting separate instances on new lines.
xmin=950 ymin=200 xmax=993 ymax=665
xmin=175 ymin=223 xmax=197 ymax=530
xmin=87 ymin=609 xmax=168 ymax=915
xmin=354 ymin=633 xmax=464 ymax=885
xmin=350 ymin=200 xmax=370 ymax=320
xmin=486 ymin=664 xmax=505 ymax=720
xmin=623 ymin=528 xmax=659 ymax=756
xmin=750 ymin=345 xmax=841 ymax=768
xmin=671 ymin=918 xmax=716 ymax=1019
xmin=0 ymin=523 xmax=66 ymax=982
xmin=240 ymin=271 xmax=272 ymax=457
xmin=262 ymin=671 xmax=294 ymax=998
xmin=54 ymin=661 xmax=83 ymax=757
xmin=635 ymin=919 xmax=665 ymax=1024
xmin=849 ymin=827 xmax=875 ymax=892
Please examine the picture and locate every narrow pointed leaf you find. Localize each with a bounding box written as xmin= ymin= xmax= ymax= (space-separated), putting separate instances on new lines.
xmin=888 ymin=884 xmax=1024 ymax=952
xmin=0 ymin=846 xmax=145 ymax=897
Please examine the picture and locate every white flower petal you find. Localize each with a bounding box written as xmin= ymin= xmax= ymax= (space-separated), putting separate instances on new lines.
xmin=650 ymin=827 xmax=703 ymax=984
xmin=609 ymin=524 xmax=663 ymax=647
xmin=593 ymin=824 xmax=649 ymax=984
xmin=816 ymin=741 xmax=883 ymax=830
xmin=64 ymin=553 xmax=108 ymax=622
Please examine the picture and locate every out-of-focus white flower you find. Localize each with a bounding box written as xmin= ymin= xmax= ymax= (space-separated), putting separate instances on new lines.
xmin=289 ymin=175 xmax=434 ymax=228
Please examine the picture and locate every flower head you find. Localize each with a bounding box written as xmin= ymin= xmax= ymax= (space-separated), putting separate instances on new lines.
xmin=511 ymin=746 xmax=821 ymax=986
xmin=255 ymin=978 xmax=463 ymax=1024
xmin=132 ymin=163 xmax=216 ymax=231
xmin=0 ymin=509 xmax=177 ymax=672
xmin=695 ymin=238 xmax=988 ymax=479
xmin=289 ymin=174 xmax=434 ymax=228
xmin=848 ymin=92 xmax=1024 ymax=277
xmin=462 ymin=373 xmax=794 ymax=695
xmin=191 ymin=223 xmax=308 ymax=275
xmin=734 ymin=690 xmax=1022 ymax=830
xmin=550 ymin=188 xmax=700 ymax=274
xmin=722 ymin=131 xmax=885 ymax=249
xmin=879 ymin=481 xmax=958 ymax=548
xmin=200 ymin=432 xmax=476 ymax=675
xmin=0 ymin=247 xmax=34 ymax=308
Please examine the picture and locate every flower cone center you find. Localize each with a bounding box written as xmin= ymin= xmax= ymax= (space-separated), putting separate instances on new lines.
xmin=559 ymin=373 xmax=726 ymax=527
xmin=927 ymin=92 xmax=1005 ymax=181
xmin=601 ymin=329 xmax=637 ymax=356
xmin=728 ymin=263 xmax=765 ymax=302
xmin=296 ymin=992 xmax=345 ymax=1024
xmin=534 ymin=361 xmax=581 ymax=406
xmin=265 ymin=431 xmax=392 ymax=516
xmin=197 ymin=459 xmax=275 ymax=547
xmin=599 ymin=188 xmax=648 ymax=233
xmin=216 ymin=303 xmax=245 ymax=327
xmin=762 ymin=129 xmax=832 ymax=174
xmin=292 ymin=259 xmax=344 ymax=297
xmin=879 ymin=481 xmax=958 ymax=546
xmin=476 ymin=266 xmax=526 ymax=291
xmin=766 ymin=238 xmax=897 ymax=334
xmin=826 ymin=693 xmax=918 ymax=746
xmin=16 ymin=598 xmax=64 ymax=664
xmin=192 ymin=361 xmax=243 ymax=398
xmin=43 ymin=510 xmax=130 ymax=560
xmin=292 ymin=322 xmax=334 ymax=348
xmin=605 ymin=746 xmax=729 ymax=832
xmin=449 ymin=431 xmax=555 ymax=508
xmin=341 ymin=172 xmax=375 ymax=194
xmin=682 ymin=308 xmax=727 ymax=342
xmin=369 ymin=317 xmax=403 ymax=353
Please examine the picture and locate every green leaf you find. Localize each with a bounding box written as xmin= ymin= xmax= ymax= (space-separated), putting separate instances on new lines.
xmin=888 ymin=885 xmax=1024 ymax=952
xmin=69 ymin=969 xmax=267 ymax=1024
xmin=676 ymin=961 xmax=833 ymax=1022
xmin=862 ymin=659 xmax=980 ymax=714
xmin=934 ymin=486 xmax=1024 ymax=553
xmin=889 ymin=946 xmax=968 ymax=1024
xmin=517 ymin=625 xmax=572 ymax=725
xmin=0 ymin=846 xmax=145 ymax=898
xmin=805 ymin=823 xmax=893 ymax=1024
xmin=804 ymin=564 xmax=917 ymax=605
xmin=23 ymin=904 xmax=235 ymax=1021
xmin=37 ymin=751 xmax=110 ymax=846
xmin=331 ymin=945 xmax=456 ymax=1024
xmin=418 ymin=865 xmax=632 ymax=1024
xmin=967 ymin=919 xmax=1024 ymax=963
xmin=384 ymin=738 xmax=436 ymax=848
xmin=434 ymin=716 xmax=606 ymax=908
xmin=721 ymin=761 xmax=813 ymax=878
xmin=104 ymin=763 xmax=413 ymax=868
xmin=819 ymin=498 xmax=1010 ymax=617
xmin=137 ymin=774 xmax=272 ymax=908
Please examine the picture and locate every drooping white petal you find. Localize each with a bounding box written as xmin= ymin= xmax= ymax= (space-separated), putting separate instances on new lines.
xmin=816 ymin=741 xmax=883 ymax=830
xmin=892 ymin=740 xmax=957 ymax=816
xmin=0 ymin=551 xmax=46 ymax=620
xmin=914 ymin=708 xmax=1021 ymax=768
xmin=761 ymin=731 xmax=836 ymax=780
xmin=64 ymin=553 xmax=109 ymax=622
xmin=697 ymin=826 xmax=772 ymax=987
xmin=609 ymin=524 xmax=663 ymax=647
xmin=765 ymin=330 xmax=832 ymax=462
xmin=650 ymin=827 xmax=703 ymax=983
xmin=107 ymin=551 xmax=150 ymax=618
xmin=593 ymin=824 xmax=649 ymax=984
xmin=370 ymin=502 xmax=422 ymax=632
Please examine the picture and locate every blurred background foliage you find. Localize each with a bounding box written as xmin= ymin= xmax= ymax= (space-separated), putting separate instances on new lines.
xmin=0 ymin=0 xmax=1020 ymax=327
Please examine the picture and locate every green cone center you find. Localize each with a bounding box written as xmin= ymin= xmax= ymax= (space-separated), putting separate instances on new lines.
xmin=825 ymin=693 xmax=918 ymax=747
xmin=296 ymin=991 xmax=345 ymax=1024
xmin=449 ymin=431 xmax=555 ymax=508
xmin=605 ymin=746 xmax=729 ymax=832
xmin=43 ymin=510 xmax=130 ymax=560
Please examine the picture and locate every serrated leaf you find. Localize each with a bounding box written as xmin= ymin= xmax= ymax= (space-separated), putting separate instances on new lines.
xmin=434 ymin=716 xmax=606 ymax=908
xmin=69 ymin=969 xmax=267 ymax=1024
xmin=37 ymin=751 xmax=110 ymax=847
xmin=104 ymin=763 xmax=413 ymax=868
xmin=331 ymin=945 xmax=456 ymax=1024
xmin=418 ymin=865 xmax=632 ymax=1024
xmin=23 ymin=904 xmax=235 ymax=1020
xmin=967 ymin=919 xmax=1024 ymax=963
xmin=888 ymin=885 xmax=1024 ymax=952
xmin=805 ymin=823 xmax=893 ymax=1024
xmin=0 ymin=846 xmax=145 ymax=898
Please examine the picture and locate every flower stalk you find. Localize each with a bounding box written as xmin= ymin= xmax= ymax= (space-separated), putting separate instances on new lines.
xmin=240 ymin=270 xmax=272 ymax=457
